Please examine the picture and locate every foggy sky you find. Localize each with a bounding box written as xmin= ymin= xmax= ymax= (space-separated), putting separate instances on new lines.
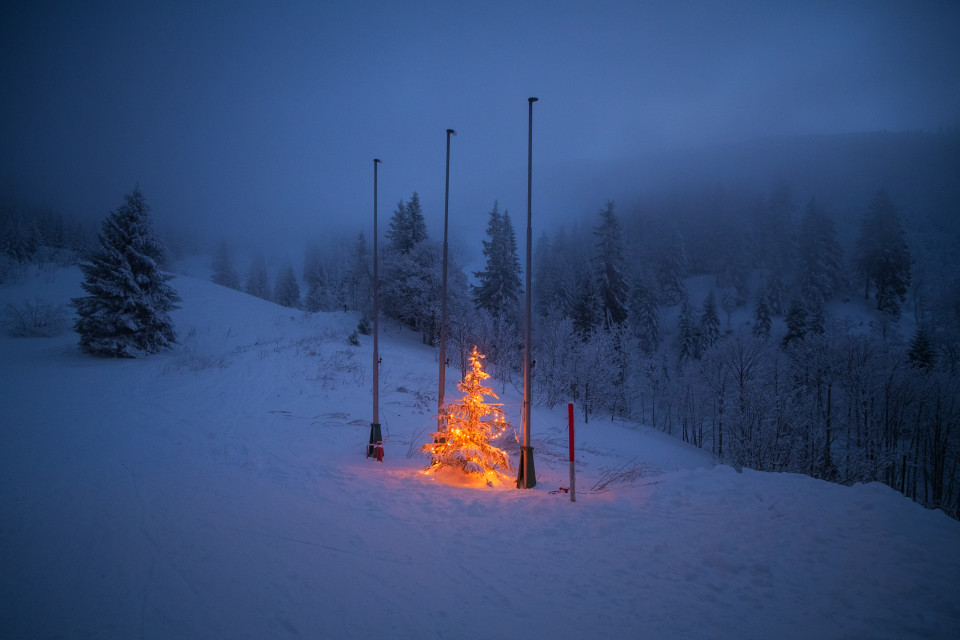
xmin=2 ymin=0 xmax=958 ymax=254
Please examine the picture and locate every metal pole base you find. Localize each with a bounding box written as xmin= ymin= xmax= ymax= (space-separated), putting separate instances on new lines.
xmin=367 ymin=423 xmax=383 ymax=460
xmin=516 ymin=445 xmax=536 ymax=489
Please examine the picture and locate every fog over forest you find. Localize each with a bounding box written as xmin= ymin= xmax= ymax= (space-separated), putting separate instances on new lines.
xmin=3 ymin=1 xmax=959 ymax=247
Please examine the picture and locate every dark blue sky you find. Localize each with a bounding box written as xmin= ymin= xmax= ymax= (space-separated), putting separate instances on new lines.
xmin=2 ymin=0 xmax=958 ymax=252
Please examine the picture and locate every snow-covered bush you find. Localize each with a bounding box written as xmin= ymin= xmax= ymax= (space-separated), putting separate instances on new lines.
xmin=1 ymin=298 xmax=68 ymax=337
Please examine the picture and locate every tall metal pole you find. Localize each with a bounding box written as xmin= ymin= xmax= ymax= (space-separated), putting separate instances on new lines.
xmin=438 ymin=129 xmax=455 ymax=432
xmin=369 ymin=158 xmax=383 ymax=461
xmin=518 ymin=97 xmax=538 ymax=489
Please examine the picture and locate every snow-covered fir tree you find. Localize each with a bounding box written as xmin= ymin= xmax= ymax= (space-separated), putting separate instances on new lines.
xmin=386 ymin=192 xmax=428 ymax=255
xmin=245 ymin=252 xmax=271 ymax=301
xmin=700 ymin=290 xmax=721 ymax=350
xmin=592 ymin=201 xmax=629 ymax=327
xmin=752 ymin=290 xmax=772 ymax=339
xmin=379 ymin=192 xmax=444 ymax=344
xmin=533 ymin=227 xmax=580 ymax=319
xmin=656 ymin=227 xmax=688 ymax=305
xmin=721 ymin=288 xmax=742 ymax=331
xmin=472 ymin=202 xmax=522 ymax=321
xmin=907 ymin=327 xmax=936 ymax=369
xmin=629 ymin=277 xmax=660 ymax=354
xmin=712 ymin=216 xmax=751 ymax=304
xmin=765 ymin=272 xmax=788 ymax=315
xmin=36 ymin=209 xmax=65 ymax=253
xmin=570 ymin=270 xmax=600 ymax=338
xmin=72 ymin=187 xmax=179 ymax=357
xmin=756 ymin=184 xmax=798 ymax=279
xmin=274 ymin=265 xmax=300 ymax=308
xmin=379 ymin=237 xmax=462 ymax=346
xmin=211 ymin=239 xmax=240 ymax=290
xmin=798 ymin=199 xmax=844 ymax=306
xmin=807 ymin=301 xmax=825 ymax=335
xmin=344 ymin=231 xmax=372 ymax=315
xmin=302 ymin=244 xmax=326 ymax=312
xmin=0 ymin=206 xmax=39 ymax=263
xmin=678 ymin=296 xmax=701 ymax=361
xmin=782 ymin=298 xmax=808 ymax=348
xmin=532 ymin=232 xmax=556 ymax=318
xmin=855 ymin=189 xmax=912 ymax=318
xmin=421 ymin=346 xmax=512 ymax=481
xmin=303 ymin=278 xmax=325 ymax=313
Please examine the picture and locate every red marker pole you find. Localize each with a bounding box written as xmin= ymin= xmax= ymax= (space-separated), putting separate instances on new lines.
xmin=568 ymin=402 xmax=576 ymax=502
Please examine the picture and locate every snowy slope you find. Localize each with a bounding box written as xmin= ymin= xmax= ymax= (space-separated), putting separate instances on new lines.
xmin=1 ymin=266 xmax=959 ymax=640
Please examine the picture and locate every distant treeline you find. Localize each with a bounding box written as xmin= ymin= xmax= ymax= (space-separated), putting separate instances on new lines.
xmin=0 ymin=202 xmax=98 ymax=282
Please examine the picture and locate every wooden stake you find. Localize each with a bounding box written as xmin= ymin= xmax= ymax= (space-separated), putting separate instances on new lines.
xmin=568 ymin=402 xmax=576 ymax=502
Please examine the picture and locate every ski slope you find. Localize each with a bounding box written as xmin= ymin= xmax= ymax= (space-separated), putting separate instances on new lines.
xmin=1 ymin=266 xmax=958 ymax=639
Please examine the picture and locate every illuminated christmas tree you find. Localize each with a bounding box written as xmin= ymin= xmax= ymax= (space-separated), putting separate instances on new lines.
xmin=422 ymin=347 xmax=512 ymax=480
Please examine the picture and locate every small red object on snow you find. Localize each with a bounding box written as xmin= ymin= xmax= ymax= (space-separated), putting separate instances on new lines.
xmin=375 ymin=440 xmax=384 ymax=462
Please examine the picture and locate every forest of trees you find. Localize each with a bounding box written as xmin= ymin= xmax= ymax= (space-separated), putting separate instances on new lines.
xmin=305 ymin=183 xmax=950 ymax=518
xmin=190 ymin=182 xmax=958 ymax=519
xmin=523 ymin=187 xmax=958 ymax=520
xmin=2 ymin=134 xmax=958 ymax=519
xmin=0 ymin=201 xmax=97 ymax=284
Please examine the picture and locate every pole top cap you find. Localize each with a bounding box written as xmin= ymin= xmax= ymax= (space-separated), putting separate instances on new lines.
xmin=446 ymin=128 xmax=456 ymax=135
xmin=528 ymin=97 xmax=539 ymax=103
xmin=373 ymin=158 xmax=381 ymax=164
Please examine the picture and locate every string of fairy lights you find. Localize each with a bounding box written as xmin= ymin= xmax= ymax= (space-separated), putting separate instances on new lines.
xmin=421 ymin=347 xmax=513 ymax=480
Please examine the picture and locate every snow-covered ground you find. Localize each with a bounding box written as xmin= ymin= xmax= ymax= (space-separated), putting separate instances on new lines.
xmin=2 ymin=265 xmax=959 ymax=639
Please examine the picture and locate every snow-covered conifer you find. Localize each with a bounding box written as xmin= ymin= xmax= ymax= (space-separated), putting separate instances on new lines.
xmin=274 ymin=265 xmax=300 ymax=309
xmin=807 ymin=301 xmax=825 ymax=335
xmin=700 ymin=290 xmax=721 ymax=350
xmin=422 ymin=346 xmax=512 ymax=480
xmin=533 ymin=232 xmax=562 ymax=318
xmin=386 ymin=193 xmax=428 ymax=255
xmin=380 ymin=239 xmax=452 ymax=345
xmin=211 ymin=240 xmax=240 ymax=290
xmin=678 ymin=296 xmax=701 ymax=361
xmin=752 ymin=290 xmax=771 ymax=339
xmin=855 ymin=190 xmax=911 ymax=318
xmin=345 ymin=231 xmax=372 ymax=315
xmin=782 ymin=299 xmax=808 ymax=348
xmin=0 ymin=207 xmax=39 ymax=263
xmin=473 ymin=202 xmax=522 ymax=321
xmin=592 ymin=201 xmax=629 ymax=327
xmin=302 ymin=244 xmax=326 ymax=312
xmin=570 ymin=270 xmax=600 ymax=338
xmin=629 ymin=278 xmax=660 ymax=354
xmin=907 ymin=327 xmax=935 ymax=369
xmin=405 ymin=192 xmax=428 ymax=247
xmin=245 ymin=253 xmax=271 ymax=301
xmin=798 ymin=199 xmax=844 ymax=306
xmin=72 ymin=187 xmax=179 ymax=357
xmin=765 ymin=272 xmax=788 ymax=315
xmin=656 ymin=227 xmax=688 ymax=305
